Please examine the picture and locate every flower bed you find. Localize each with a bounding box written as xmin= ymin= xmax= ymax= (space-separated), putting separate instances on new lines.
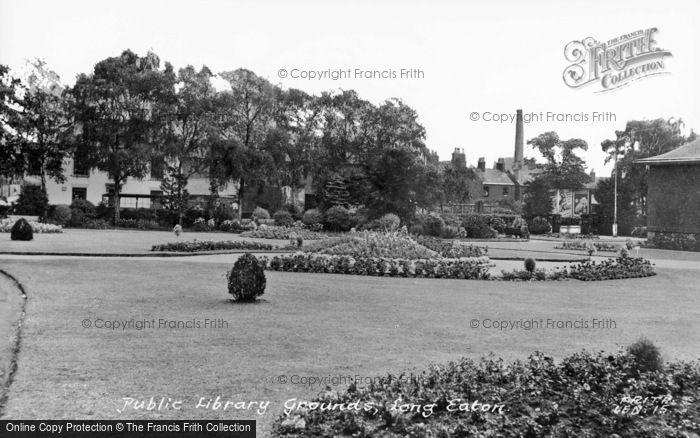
xmin=151 ymin=240 xmax=279 ymax=252
xmin=260 ymin=253 xmax=491 ymax=279
xmin=568 ymin=257 xmax=656 ymax=281
xmin=241 ymin=226 xmax=325 ymax=240
xmin=0 ymin=218 xmax=63 ymax=233
xmin=555 ymin=241 xmax=619 ymax=252
xmin=415 ymin=235 xmax=487 ymax=258
xmin=308 ymin=232 xmax=440 ymax=260
xmin=500 ymin=267 xmax=569 ymax=281
xmin=271 ymin=350 xmax=700 ymax=437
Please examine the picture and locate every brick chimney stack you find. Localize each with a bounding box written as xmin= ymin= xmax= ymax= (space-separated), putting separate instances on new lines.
xmin=451 ymin=147 xmax=466 ymax=168
xmin=496 ymin=157 xmax=505 ymax=172
xmin=514 ymin=109 xmax=524 ymax=170
xmin=477 ymin=157 xmax=485 ymax=171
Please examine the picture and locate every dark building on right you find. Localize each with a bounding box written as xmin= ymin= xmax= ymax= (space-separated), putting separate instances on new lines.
xmin=636 ymin=138 xmax=700 ymax=251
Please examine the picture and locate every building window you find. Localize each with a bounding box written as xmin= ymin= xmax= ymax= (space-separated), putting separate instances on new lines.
xmin=503 ymin=187 xmax=509 ymax=196
xmin=72 ymin=187 xmax=87 ymax=201
xmin=483 ymin=187 xmax=490 ymax=197
xmin=73 ymin=151 xmax=89 ymax=177
xmin=150 ymin=156 xmax=164 ymax=180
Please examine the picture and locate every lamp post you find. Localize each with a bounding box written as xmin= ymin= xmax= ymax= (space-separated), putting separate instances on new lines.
xmin=613 ymin=149 xmax=618 ymax=237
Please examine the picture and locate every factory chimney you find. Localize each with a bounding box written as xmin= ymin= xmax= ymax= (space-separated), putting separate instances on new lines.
xmin=514 ymin=109 xmax=524 ymax=170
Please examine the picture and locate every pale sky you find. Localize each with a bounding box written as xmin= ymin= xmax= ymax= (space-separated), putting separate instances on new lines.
xmin=1 ymin=0 xmax=698 ymax=175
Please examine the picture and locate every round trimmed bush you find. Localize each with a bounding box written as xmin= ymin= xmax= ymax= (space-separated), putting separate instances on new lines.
xmin=252 ymin=207 xmax=270 ymax=220
xmin=462 ymin=214 xmax=492 ymax=238
xmin=409 ymin=224 xmax=424 ymax=236
xmin=377 ymin=213 xmax=400 ymax=231
xmin=50 ymin=204 xmax=72 ymax=226
xmin=627 ymin=336 xmax=663 ymax=374
xmin=524 ymin=257 xmax=536 ymax=273
xmin=529 ymin=216 xmax=552 ymax=234
xmin=69 ymin=199 xmax=97 ymax=226
xmin=227 ymin=253 xmax=266 ymax=302
xmin=10 ymin=218 xmax=33 ymax=241
xmin=273 ymin=209 xmax=294 ymax=227
xmin=324 ymin=205 xmax=351 ymax=231
xmin=302 ymin=208 xmax=323 ymax=226
xmin=424 ymin=213 xmax=445 ymax=237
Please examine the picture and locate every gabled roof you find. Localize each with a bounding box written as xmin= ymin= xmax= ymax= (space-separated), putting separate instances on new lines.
xmin=479 ymin=168 xmax=515 ymax=185
xmin=635 ymin=138 xmax=700 ymax=165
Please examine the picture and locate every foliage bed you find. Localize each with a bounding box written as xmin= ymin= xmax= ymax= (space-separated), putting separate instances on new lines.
xmin=271 ymin=350 xmax=700 ymax=437
xmin=556 ymin=241 xmax=620 ymax=252
xmin=151 ymin=240 xmax=279 ymax=252
xmin=415 ymin=236 xmax=487 ymax=258
xmin=307 ymin=232 xmax=440 ymax=260
xmin=1 ymin=218 xmax=63 ymax=233
xmin=568 ymin=257 xmax=656 ymax=281
xmin=241 ymin=226 xmax=325 ymax=240
xmin=261 ymin=253 xmax=491 ymax=279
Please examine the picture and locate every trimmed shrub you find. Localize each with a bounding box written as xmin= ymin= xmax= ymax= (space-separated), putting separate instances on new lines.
xmin=302 ymin=208 xmax=323 ymax=226
xmin=273 ymin=210 xmax=294 ymax=227
xmin=487 ymin=216 xmax=507 ymax=233
xmin=14 ymin=185 xmax=48 ymax=216
xmin=423 ymin=213 xmax=444 ymax=237
xmin=252 ymin=207 xmax=270 ymax=220
xmin=462 ymin=214 xmax=492 ymax=238
xmin=524 ymin=257 xmax=536 ymax=273
xmin=408 ymin=224 xmax=424 ymax=236
xmin=627 ymin=336 xmax=663 ymax=374
xmin=377 ymin=213 xmax=400 ymax=231
xmin=69 ymin=199 xmax=97 ymax=227
xmin=10 ymin=218 xmax=34 ymax=241
xmin=324 ymin=205 xmax=351 ymax=231
xmin=529 ymin=216 xmax=552 ymax=234
xmin=440 ymin=225 xmax=460 ymax=239
xmin=227 ymin=253 xmax=266 ymax=302
xmin=50 ymin=204 xmax=72 ymax=226
xmin=241 ymin=226 xmax=325 ymax=240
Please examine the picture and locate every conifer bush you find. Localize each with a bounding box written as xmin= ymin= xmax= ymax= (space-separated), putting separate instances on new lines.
xmin=227 ymin=253 xmax=266 ymax=302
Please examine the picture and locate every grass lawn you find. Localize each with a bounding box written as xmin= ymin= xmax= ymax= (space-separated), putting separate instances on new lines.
xmin=0 ymin=229 xmax=290 ymax=254
xmin=0 ymin=257 xmax=698 ymax=435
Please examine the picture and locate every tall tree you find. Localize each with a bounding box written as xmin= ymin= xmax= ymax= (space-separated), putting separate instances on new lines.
xmin=522 ymin=175 xmax=553 ymax=217
xmin=161 ymin=65 xmax=217 ymax=224
xmin=601 ymin=118 xmax=692 ymax=216
xmin=0 ymin=64 xmax=23 ymax=179
xmin=527 ymin=131 xmax=590 ymax=190
xmin=214 ymin=69 xmax=277 ymax=219
xmin=10 ymin=59 xmax=73 ymax=217
xmin=71 ymin=50 xmax=176 ymax=222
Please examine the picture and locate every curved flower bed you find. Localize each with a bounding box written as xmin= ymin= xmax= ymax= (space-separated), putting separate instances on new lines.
xmin=309 ymin=232 xmax=440 ymax=260
xmin=260 ymin=253 xmax=491 ymax=279
xmin=0 ymin=218 xmax=63 ymax=233
xmin=151 ymin=240 xmax=279 ymax=252
xmin=568 ymin=257 xmax=656 ymax=280
xmin=241 ymin=226 xmax=325 ymax=240
xmin=271 ymin=350 xmax=700 ymax=437
xmin=556 ymin=241 xmax=619 ymax=252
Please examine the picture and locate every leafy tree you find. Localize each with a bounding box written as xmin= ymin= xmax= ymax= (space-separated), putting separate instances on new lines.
xmin=10 ymin=59 xmax=73 ymax=217
xmin=161 ymin=65 xmax=217 ymax=224
xmin=0 ymin=65 xmax=23 ymax=178
xmin=527 ymin=131 xmax=590 ymax=190
xmin=160 ymin=171 xmax=188 ymax=225
xmin=601 ymin=118 xmax=692 ymax=217
xmin=323 ymin=174 xmax=350 ymax=207
xmin=70 ymin=50 xmax=176 ymax=222
xmin=365 ymin=148 xmax=434 ymax=220
xmin=213 ymin=69 xmax=278 ymax=219
xmin=522 ymin=175 xmax=553 ymax=217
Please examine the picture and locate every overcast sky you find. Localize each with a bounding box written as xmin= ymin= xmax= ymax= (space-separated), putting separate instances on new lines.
xmin=1 ymin=0 xmax=698 ymax=174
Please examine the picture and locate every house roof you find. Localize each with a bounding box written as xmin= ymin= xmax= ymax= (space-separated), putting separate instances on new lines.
xmin=635 ymin=138 xmax=700 ymax=165
xmin=479 ymin=168 xmax=515 ymax=185
xmin=584 ymin=176 xmax=608 ymax=190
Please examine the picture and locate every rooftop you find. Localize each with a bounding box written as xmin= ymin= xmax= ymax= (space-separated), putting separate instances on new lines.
xmin=636 ymin=138 xmax=700 ymax=165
